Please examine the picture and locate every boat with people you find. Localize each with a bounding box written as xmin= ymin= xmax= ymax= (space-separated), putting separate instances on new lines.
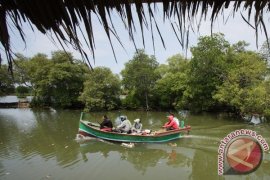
xmin=78 ymin=112 xmax=191 ymax=143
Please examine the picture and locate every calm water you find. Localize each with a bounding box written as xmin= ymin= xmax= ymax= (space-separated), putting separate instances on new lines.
xmin=0 ymin=109 xmax=269 ymax=180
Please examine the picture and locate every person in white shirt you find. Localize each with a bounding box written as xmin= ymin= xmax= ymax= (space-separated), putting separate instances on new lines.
xmin=116 ymin=116 xmax=132 ymax=133
xmin=131 ymin=119 xmax=142 ymax=133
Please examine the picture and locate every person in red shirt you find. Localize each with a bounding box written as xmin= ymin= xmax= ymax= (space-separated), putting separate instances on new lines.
xmin=162 ymin=115 xmax=179 ymax=130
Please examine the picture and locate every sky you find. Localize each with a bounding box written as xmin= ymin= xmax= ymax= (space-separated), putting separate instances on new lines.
xmin=3 ymin=4 xmax=270 ymax=74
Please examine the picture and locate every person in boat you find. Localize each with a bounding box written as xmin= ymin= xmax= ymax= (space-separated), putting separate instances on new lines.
xmin=162 ymin=115 xmax=179 ymax=130
xmin=131 ymin=118 xmax=143 ymax=133
xmin=169 ymin=113 xmax=180 ymax=127
xmin=100 ymin=115 xmax=113 ymax=131
xmin=116 ymin=116 xmax=132 ymax=133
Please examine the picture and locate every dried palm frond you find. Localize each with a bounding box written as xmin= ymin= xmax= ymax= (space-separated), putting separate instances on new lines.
xmin=0 ymin=0 xmax=270 ymax=72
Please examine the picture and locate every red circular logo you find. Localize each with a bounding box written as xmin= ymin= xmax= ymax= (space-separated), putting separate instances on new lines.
xmin=226 ymin=137 xmax=263 ymax=174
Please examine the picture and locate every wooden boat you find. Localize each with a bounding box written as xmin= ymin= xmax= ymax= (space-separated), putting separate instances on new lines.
xmin=78 ymin=112 xmax=191 ymax=143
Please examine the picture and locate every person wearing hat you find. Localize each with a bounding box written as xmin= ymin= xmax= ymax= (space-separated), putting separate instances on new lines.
xmin=162 ymin=115 xmax=179 ymax=130
xmin=131 ymin=119 xmax=143 ymax=133
xmin=116 ymin=116 xmax=132 ymax=133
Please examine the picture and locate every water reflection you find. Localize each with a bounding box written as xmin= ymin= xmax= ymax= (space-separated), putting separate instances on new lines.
xmin=0 ymin=109 xmax=37 ymax=133
xmin=0 ymin=109 xmax=81 ymax=172
xmin=79 ymin=141 xmax=196 ymax=175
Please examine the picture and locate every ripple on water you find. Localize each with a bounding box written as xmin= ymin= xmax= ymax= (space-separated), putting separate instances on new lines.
xmin=178 ymin=135 xmax=219 ymax=152
xmin=0 ymin=145 xmax=22 ymax=160
xmin=61 ymin=159 xmax=81 ymax=168
xmin=182 ymin=134 xmax=221 ymax=142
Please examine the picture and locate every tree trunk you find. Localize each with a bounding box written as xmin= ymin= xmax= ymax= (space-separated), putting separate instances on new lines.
xmin=145 ymin=91 xmax=149 ymax=111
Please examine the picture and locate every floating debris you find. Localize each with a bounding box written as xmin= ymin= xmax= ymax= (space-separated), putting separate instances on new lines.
xmin=121 ymin=143 xmax=135 ymax=148
xmin=75 ymin=134 xmax=96 ymax=143
xmin=49 ymin=107 xmax=56 ymax=113
xmin=46 ymin=175 xmax=52 ymax=179
xmin=41 ymin=174 xmax=52 ymax=180
xmin=168 ymin=143 xmax=177 ymax=147
xmin=65 ymin=146 xmax=68 ymax=149
xmin=75 ymin=134 xmax=85 ymax=139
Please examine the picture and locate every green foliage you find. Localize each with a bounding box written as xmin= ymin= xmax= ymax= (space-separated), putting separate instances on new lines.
xmin=14 ymin=51 xmax=86 ymax=108
xmin=153 ymin=33 xmax=270 ymax=118
xmin=121 ymin=89 xmax=141 ymax=109
xmin=80 ymin=67 xmax=121 ymax=111
xmin=231 ymin=41 xmax=249 ymax=53
xmin=121 ymin=49 xmax=159 ymax=109
xmin=263 ymin=80 xmax=270 ymax=118
xmin=0 ymin=65 xmax=15 ymax=96
xmin=48 ymin=52 xmax=86 ymax=107
xmin=214 ymin=51 xmax=268 ymax=115
xmin=260 ymin=39 xmax=270 ymax=62
xmin=7 ymin=34 xmax=270 ymax=119
xmin=153 ymin=54 xmax=189 ymax=109
xmin=16 ymin=86 xmax=30 ymax=98
xmin=179 ymin=33 xmax=230 ymax=112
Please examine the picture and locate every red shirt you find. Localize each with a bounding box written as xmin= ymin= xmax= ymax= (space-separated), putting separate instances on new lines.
xmin=164 ymin=116 xmax=179 ymax=130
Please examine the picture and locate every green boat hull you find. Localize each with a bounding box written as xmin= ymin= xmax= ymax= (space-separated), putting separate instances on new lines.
xmin=78 ymin=113 xmax=191 ymax=143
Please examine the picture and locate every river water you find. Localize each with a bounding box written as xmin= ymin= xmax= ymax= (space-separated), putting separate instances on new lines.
xmin=0 ymin=109 xmax=269 ymax=180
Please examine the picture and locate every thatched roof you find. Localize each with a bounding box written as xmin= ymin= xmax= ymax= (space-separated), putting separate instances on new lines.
xmin=1 ymin=0 xmax=269 ymax=71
